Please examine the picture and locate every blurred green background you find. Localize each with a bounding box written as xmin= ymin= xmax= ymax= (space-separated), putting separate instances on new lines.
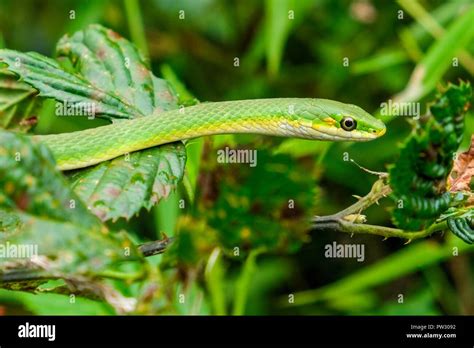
xmin=0 ymin=0 xmax=473 ymax=315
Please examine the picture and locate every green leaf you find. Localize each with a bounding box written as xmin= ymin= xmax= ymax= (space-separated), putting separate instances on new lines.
xmin=264 ymin=0 xmax=314 ymax=77
xmin=283 ymin=238 xmax=474 ymax=307
xmin=69 ymin=142 xmax=186 ymax=222
xmin=0 ymin=49 xmax=133 ymax=120
xmin=232 ymin=247 xmax=265 ymax=315
xmin=0 ymin=208 xmax=21 ymax=233
xmin=0 ymin=69 xmax=41 ymax=132
xmin=0 ymin=130 xmax=99 ymax=228
xmin=0 ymin=25 xmax=187 ymax=221
xmin=0 ymin=130 xmax=144 ymax=295
xmin=0 ymin=210 xmax=141 ymax=278
xmin=0 ymin=24 xmax=180 ymax=121
xmin=205 ymin=248 xmax=226 ymax=315
xmin=0 ymin=25 xmax=187 ymax=222
xmin=56 ymin=24 xmax=178 ymax=118
xmin=351 ymin=50 xmax=409 ymax=75
xmin=57 ymin=25 xmax=186 ymax=221
xmin=447 ymin=212 xmax=474 ymax=244
xmin=395 ymin=5 xmax=474 ymax=102
xmin=0 ymin=289 xmax=114 ymax=315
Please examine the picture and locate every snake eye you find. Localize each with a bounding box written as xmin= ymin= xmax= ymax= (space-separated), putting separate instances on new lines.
xmin=340 ymin=116 xmax=357 ymax=131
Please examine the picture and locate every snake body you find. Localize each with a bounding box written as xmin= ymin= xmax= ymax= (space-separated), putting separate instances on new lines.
xmin=35 ymin=98 xmax=386 ymax=170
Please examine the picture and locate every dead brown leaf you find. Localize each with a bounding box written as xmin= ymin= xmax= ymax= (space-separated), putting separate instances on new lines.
xmin=448 ymin=135 xmax=474 ymax=192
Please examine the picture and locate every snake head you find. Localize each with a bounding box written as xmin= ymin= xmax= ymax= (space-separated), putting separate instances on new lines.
xmin=295 ymin=99 xmax=386 ymax=141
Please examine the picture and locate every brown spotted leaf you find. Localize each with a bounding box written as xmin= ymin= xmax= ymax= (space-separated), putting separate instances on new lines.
xmin=0 ymin=50 xmax=134 ymax=120
xmin=0 ymin=130 xmax=99 ymax=228
xmin=56 ymin=24 xmax=179 ymax=116
xmin=69 ymin=142 xmax=186 ymax=222
xmin=0 ymin=130 xmax=145 ymax=309
xmin=0 ymin=25 xmax=187 ymax=222
xmin=56 ymin=25 xmax=187 ymax=221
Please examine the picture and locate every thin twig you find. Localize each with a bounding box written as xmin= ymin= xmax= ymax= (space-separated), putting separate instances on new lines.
xmin=312 ymin=178 xmax=447 ymax=241
xmin=312 ymin=219 xmax=447 ymax=241
xmin=313 ymin=178 xmax=392 ymax=222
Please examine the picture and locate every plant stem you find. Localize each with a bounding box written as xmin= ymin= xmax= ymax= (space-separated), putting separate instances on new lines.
xmin=97 ymin=269 xmax=145 ymax=281
xmin=313 ymin=178 xmax=391 ymax=222
xmin=312 ymin=219 xmax=447 ymax=241
xmin=312 ymin=178 xmax=448 ymax=241
xmin=124 ymin=0 xmax=149 ymax=58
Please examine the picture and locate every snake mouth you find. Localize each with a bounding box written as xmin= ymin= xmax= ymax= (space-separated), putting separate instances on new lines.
xmin=316 ymin=126 xmax=382 ymax=141
xmin=285 ymin=120 xmax=386 ymax=141
xmin=377 ymin=127 xmax=387 ymax=137
xmin=348 ymin=125 xmax=386 ymax=141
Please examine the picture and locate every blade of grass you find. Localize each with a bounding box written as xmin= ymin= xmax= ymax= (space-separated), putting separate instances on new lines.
xmin=401 ymin=1 xmax=472 ymax=62
xmin=264 ymin=0 xmax=292 ymax=77
xmin=398 ymin=28 xmax=423 ymax=62
xmin=403 ymin=3 xmax=474 ymax=101
xmin=422 ymin=266 xmax=460 ymax=314
xmin=351 ymin=50 xmax=409 ymax=75
xmin=160 ymin=64 xmax=198 ymax=106
xmin=124 ymin=0 xmax=149 ymax=58
xmin=398 ymin=0 xmax=474 ymax=75
xmin=281 ymin=237 xmax=474 ymax=307
xmin=380 ymin=4 xmax=474 ymax=121
xmin=232 ymin=248 xmax=266 ymax=315
xmin=264 ymin=0 xmax=315 ymax=77
xmin=184 ymin=139 xmax=204 ymax=204
xmin=205 ymin=248 xmax=226 ymax=315
xmin=407 ymin=0 xmax=471 ymax=41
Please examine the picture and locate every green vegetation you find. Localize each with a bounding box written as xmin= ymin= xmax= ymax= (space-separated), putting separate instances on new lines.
xmin=0 ymin=0 xmax=473 ymax=315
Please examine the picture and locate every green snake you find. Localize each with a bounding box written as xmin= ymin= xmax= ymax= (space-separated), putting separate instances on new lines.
xmin=35 ymin=98 xmax=386 ymax=170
